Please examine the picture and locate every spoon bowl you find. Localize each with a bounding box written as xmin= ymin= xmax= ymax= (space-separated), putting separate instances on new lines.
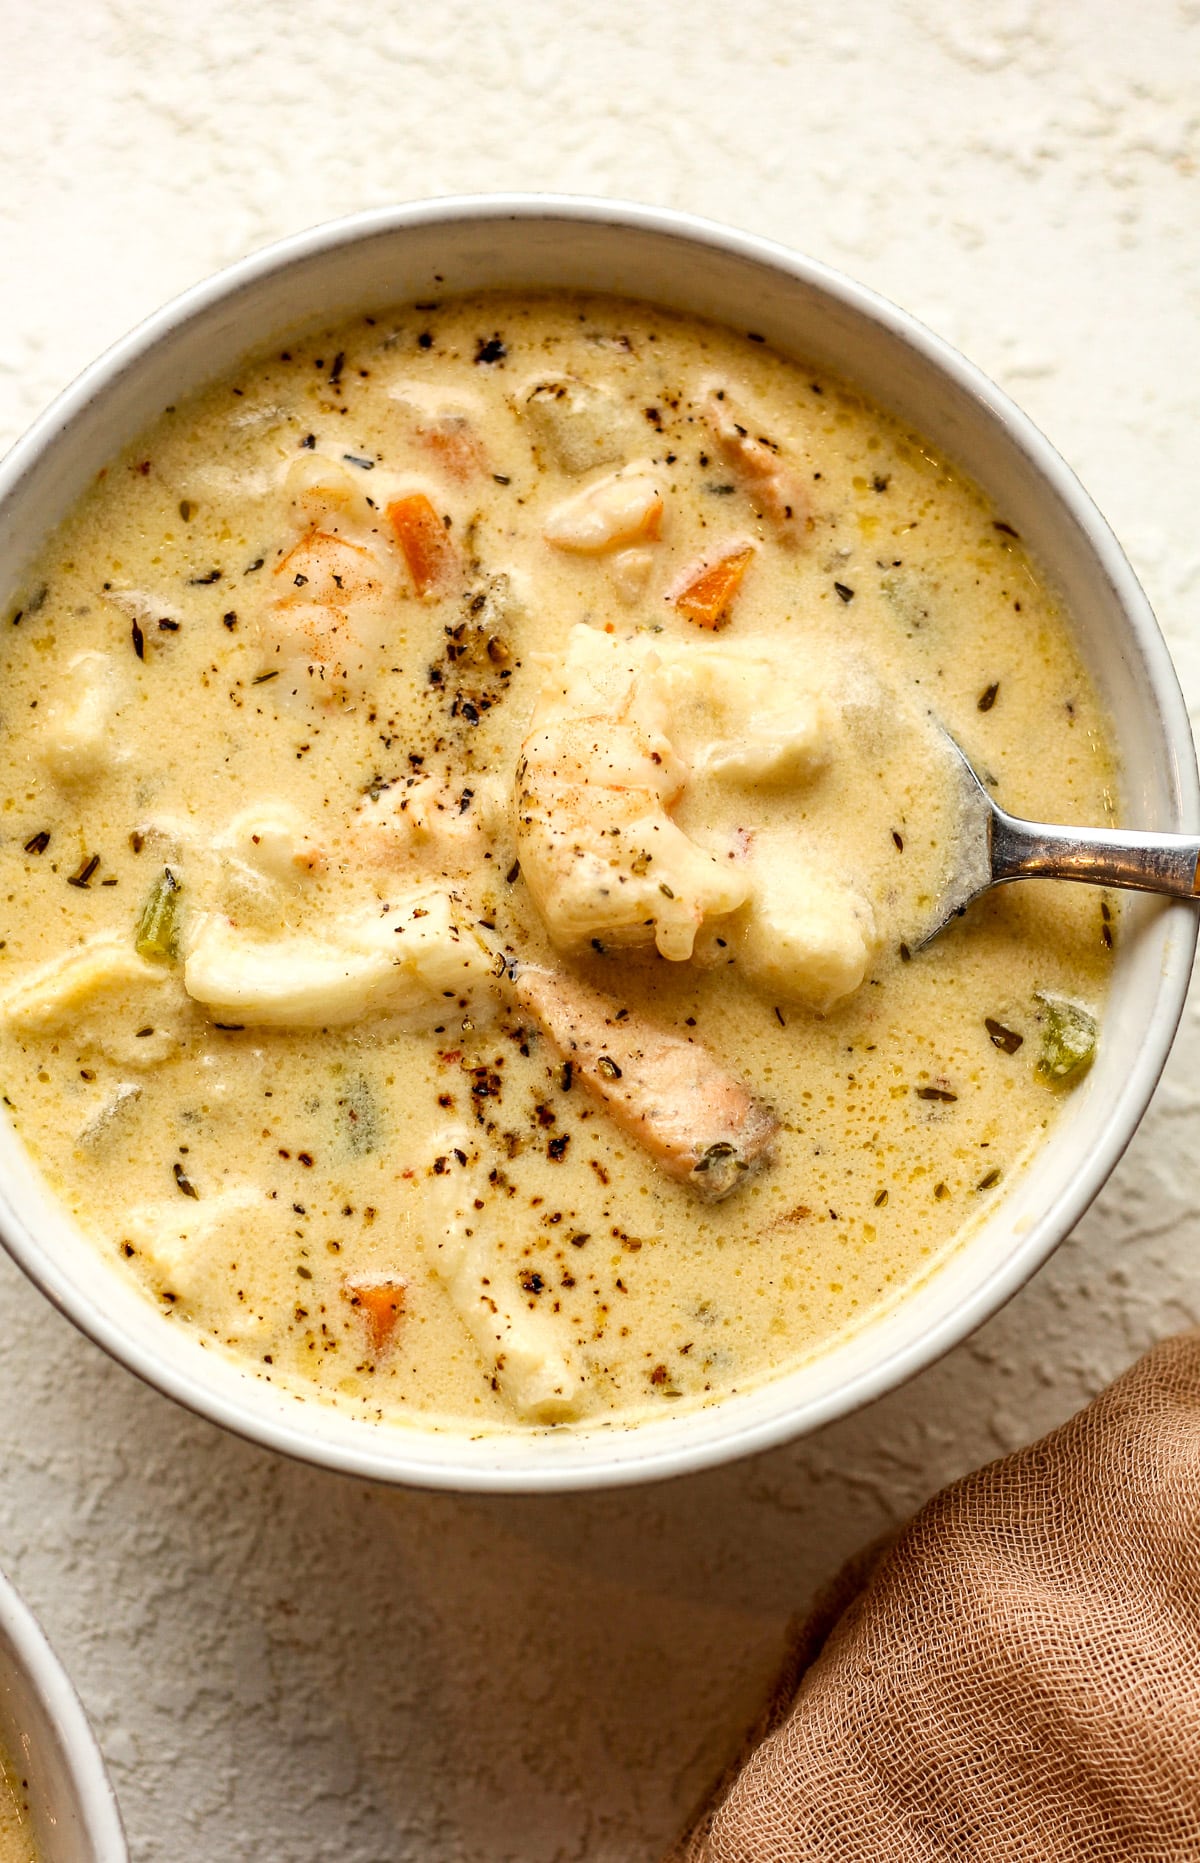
xmin=919 ymin=729 xmax=1200 ymax=949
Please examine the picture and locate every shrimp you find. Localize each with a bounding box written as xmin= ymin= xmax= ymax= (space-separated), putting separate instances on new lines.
xmin=515 ymin=966 xmax=779 ymax=1201
xmin=348 ymin=774 xmax=505 ymax=881
xmin=514 ymin=624 xmax=749 ymax=961
xmin=701 ymin=382 xmax=811 ymax=540
xmin=543 ymin=462 xmax=664 ymax=553
xmin=257 ymin=455 xmax=404 ymax=703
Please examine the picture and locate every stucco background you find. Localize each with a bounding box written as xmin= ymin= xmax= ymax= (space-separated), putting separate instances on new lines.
xmin=1 ymin=2 xmax=1198 ymax=1857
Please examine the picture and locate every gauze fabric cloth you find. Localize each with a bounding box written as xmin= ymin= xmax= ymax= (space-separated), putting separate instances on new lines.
xmin=672 ymin=1331 xmax=1200 ymax=1862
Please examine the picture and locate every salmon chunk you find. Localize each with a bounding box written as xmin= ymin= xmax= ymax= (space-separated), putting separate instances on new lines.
xmin=514 ymin=967 xmax=778 ymax=1201
xmin=701 ymin=383 xmax=810 ymax=539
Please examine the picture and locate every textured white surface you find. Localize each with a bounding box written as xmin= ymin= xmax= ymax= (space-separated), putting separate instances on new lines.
xmin=1 ymin=3 xmax=1199 ymax=1857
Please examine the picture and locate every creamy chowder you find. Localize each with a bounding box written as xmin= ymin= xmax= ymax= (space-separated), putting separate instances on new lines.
xmin=0 ymin=292 xmax=1115 ymax=1431
xmin=0 ymin=1740 xmax=35 ymax=1863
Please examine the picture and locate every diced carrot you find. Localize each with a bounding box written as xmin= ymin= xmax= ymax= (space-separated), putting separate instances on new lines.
xmin=673 ymin=544 xmax=755 ymax=628
xmin=343 ymin=1275 xmax=407 ymax=1354
xmin=386 ymin=493 xmax=459 ymax=597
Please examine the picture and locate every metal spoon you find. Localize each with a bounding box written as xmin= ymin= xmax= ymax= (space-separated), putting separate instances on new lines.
xmin=919 ymin=732 xmax=1200 ymax=948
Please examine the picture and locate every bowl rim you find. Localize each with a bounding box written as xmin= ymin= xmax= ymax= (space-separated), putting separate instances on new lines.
xmin=0 ymin=1568 xmax=127 ymax=1860
xmin=0 ymin=192 xmax=1195 ymax=1493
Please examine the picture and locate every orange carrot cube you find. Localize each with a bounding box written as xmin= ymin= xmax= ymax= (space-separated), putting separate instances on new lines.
xmin=387 ymin=493 xmax=459 ymax=597
xmin=673 ymin=544 xmax=755 ymax=628
xmin=343 ymin=1275 xmax=407 ymax=1355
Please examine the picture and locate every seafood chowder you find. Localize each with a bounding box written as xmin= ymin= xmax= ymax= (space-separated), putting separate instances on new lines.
xmin=0 ymin=1742 xmax=35 ymax=1863
xmin=0 ymin=293 xmax=1115 ymax=1432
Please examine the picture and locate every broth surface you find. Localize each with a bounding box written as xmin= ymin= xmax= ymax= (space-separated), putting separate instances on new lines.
xmin=0 ymin=1741 xmax=35 ymax=1863
xmin=0 ymin=292 xmax=1115 ymax=1431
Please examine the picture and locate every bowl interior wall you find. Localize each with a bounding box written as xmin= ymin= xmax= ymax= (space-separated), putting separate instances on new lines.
xmin=0 ymin=1582 xmax=125 ymax=1860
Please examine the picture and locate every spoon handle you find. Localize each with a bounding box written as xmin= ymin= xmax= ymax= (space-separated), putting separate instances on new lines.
xmin=990 ymin=812 xmax=1200 ymax=897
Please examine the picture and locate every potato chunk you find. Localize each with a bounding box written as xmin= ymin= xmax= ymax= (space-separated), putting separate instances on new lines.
xmin=656 ymin=640 xmax=833 ymax=785
xmin=520 ymin=374 xmax=636 ymax=475
xmin=39 ymin=650 xmax=125 ymax=786
xmin=736 ymin=859 xmax=876 ymax=1013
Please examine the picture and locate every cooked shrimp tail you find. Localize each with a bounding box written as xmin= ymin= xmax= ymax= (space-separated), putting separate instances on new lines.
xmin=514 ymin=966 xmax=778 ymax=1201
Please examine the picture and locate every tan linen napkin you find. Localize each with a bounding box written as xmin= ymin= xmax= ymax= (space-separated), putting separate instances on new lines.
xmin=671 ymin=1331 xmax=1200 ymax=1862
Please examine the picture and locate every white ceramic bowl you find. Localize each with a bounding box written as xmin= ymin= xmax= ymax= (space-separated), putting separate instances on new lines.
xmin=0 ymin=1570 xmax=126 ymax=1860
xmin=0 ymin=197 xmax=1194 ymax=1492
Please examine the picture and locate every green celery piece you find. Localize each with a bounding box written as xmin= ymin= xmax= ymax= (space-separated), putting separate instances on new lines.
xmin=135 ymin=867 xmax=181 ymax=961
xmin=1034 ymin=991 xmax=1097 ymax=1087
xmin=340 ymin=1074 xmax=380 ymax=1157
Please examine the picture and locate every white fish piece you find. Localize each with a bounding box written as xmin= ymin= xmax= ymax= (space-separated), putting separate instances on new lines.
xmin=117 ymin=1183 xmax=272 ymax=1343
xmin=0 ymin=933 xmax=167 ymax=1032
xmin=422 ymin=1130 xmax=584 ymax=1423
xmin=75 ymin=1081 xmax=142 ymax=1152
xmin=226 ymin=401 xmax=295 ymax=436
xmin=38 ymin=650 xmax=127 ymax=786
xmin=0 ymin=931 xmax=185 ymax=1066
xmin=389 ymin=378 xmax=486 ymax=422
xmin=136 ymin=809 xmax=316 ymax=930
xmin=543 ymin=462 xmax=664 ymax=553
xmin=131 ymin=813 xmax=200 ymax=861
xmin=610 ymin=545 xmax=656 ymax=604
xmin=192 ymin=463 xmax=280 ymax=499
xmin=105 ymin=587 xmax=186 ymax=629
xmin=183 ymin=891 xmax=496 ymax=1029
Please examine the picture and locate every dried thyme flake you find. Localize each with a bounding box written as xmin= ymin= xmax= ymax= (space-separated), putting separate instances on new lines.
xmin=173 ymin=1161 xmax=199 ymax=1198
xmin=984 ymin=1016 xmax=1023 ymax=1055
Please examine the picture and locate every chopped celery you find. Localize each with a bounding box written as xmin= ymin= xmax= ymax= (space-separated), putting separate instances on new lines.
xmin=1034 ymin=991 xmax=1097 ymax=1087
xmin=135 ymin=867 xmax=181 ymax=961
xmin=339 ymin=1073 xmax=380 ymax=1156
